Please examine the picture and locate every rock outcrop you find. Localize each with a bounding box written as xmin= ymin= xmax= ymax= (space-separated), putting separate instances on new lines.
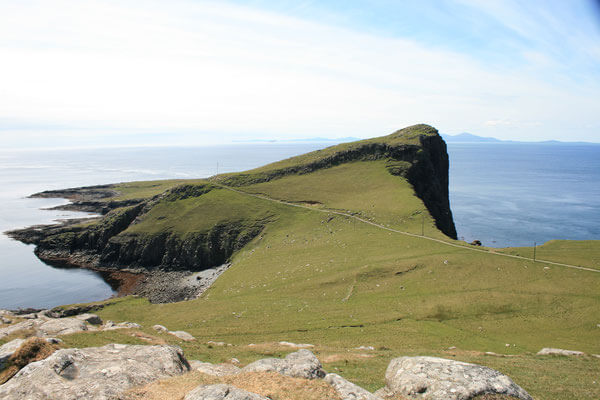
xmin=1 ymin=344 xmax=536 ymax=400
xmin=241 ymin=349 xmax=325 ymax=379
xmin=0 ymin=344 xmax=190 ymax=400
xmin=185 ymin=384 xmax=268 ymax=400
xmin=325 ymin=373 xmax=382 ymax=400
xmin=383 ymin=356 xmax=532 ymax=400
xmin=169 ymin=330 xmax=196 ymax=341
xmin=537 ymin=348 xmax=585 ymax=356
xmin=0 ymin=313 xmax=138 ymax=339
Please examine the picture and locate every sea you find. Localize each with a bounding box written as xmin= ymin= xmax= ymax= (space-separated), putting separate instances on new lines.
xmin=1 ymin=142 xmax=599 ymax=309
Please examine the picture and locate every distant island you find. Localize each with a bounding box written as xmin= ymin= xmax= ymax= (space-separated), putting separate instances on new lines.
xmin=233 ymin=137 xmax=360 ymax=144
xmin=442 ymin=132 xmax=598 ymax=145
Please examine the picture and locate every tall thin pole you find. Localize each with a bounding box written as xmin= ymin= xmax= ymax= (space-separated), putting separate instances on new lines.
xmin=533 ymin=242 xmax=536 ymax=262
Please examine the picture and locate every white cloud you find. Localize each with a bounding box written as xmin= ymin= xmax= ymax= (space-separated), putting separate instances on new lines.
xmin=484 ymin=120 xmax=512 ymax=127
xmin=0 ymin=0 xmax=598 ymax=145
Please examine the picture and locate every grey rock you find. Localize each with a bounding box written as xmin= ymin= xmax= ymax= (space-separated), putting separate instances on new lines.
xmin=0 ymin=316 xmax=95 ymax=339
xmin=0 ymin=320 xmax=38 ymax=339
xmin=185 ymin=384 xmax=268 ymax=400
xmin=384 ymin=356 xmax=532 ymax=400
xmin=0 ymin=344 xmax=190 ymax=400
xmin=325 ymin=373 xmax=381 ymax=400
xmin=207 ymin=341 xmax=228 ymax=346
xmin=153 ymin=324 xmax=168 ymax=332
xmin=0 ymin=338 xmax=25 ymax=370
xmin=241 ymin=349 xmax=325 ymax=379
xmin=189 ymin=360 xmax=241 ymax=376
xmin=373 ymin=387 xmax=390 ymax=398
xmin=169 ymin=330 xmax=195 ymax=341
xmin=37 ymin=318 xmax=88 ymax=336
xmin=102 ymin=321 xmax=142 ymax=330
xmin=0 ymin=310 xmax=13 ymax=317
xmin=0 ymin=317 xmax=12 ymax=325
xmin=537 ymin=348 xmax=585 ymax=356
xmin=74 ymin=313 xmax=102 ymax=325
xmin=278 ymin=341 xmax=314 ymax=348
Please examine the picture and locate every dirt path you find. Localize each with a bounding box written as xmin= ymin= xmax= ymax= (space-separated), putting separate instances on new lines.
xmin=214 ymin=183 xmax=599 ymax=274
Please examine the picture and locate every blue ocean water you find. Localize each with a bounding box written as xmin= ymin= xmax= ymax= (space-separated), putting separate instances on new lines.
xmin=448 ymin=143 xmax=600 ymax=247
xmin=0 ymin=141 xmax=598 ymax=309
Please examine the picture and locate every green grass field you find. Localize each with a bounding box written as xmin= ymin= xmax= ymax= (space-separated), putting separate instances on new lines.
xmin=3 ymin=125 xmax=598 ymax=399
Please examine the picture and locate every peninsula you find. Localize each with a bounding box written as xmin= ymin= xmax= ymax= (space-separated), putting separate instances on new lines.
xmin=3 ymin=124 xmax=599 ymax=399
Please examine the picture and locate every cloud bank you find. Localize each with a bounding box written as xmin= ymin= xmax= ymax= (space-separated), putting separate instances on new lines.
xmin=0 ymin=0 xmax=598 ymax=147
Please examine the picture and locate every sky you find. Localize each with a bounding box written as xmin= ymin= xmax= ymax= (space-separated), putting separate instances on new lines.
xmin=1 ymin=0 xmax=599 ymax=148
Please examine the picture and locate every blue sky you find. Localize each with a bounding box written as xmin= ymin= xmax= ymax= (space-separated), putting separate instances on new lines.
xmin=1 ymin=0 xmax=599 ymax=148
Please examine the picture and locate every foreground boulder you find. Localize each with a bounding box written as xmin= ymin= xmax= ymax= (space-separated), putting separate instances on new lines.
xmin=0 ymin=344 xmax=190 ymax=400
xmin=325 ymin=373 xmax=381 ymax=400
xmin=241 ymin=349 xmax=325 ymax=379
xmin=185 ymin=384 xmax=268 ymax=400
xmin=384 ymin=356 xmax=532 ymax=400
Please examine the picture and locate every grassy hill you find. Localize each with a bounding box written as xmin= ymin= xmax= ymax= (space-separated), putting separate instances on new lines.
xmin=5 ymin=124 xmax=599 ymax=399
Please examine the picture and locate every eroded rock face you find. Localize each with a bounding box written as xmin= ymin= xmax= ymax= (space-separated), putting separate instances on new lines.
xmin=185 ymin=384 xmax=268 ymax=400
xmin=325 ymin=373 xmax=381 ymax=400
xmin=0 ymin=344 xmax=190 ymax=400
xmin=241 ymin=349 xmax=325 ymax=379
xmin=384 ymin=356 xmax=533 ymax=400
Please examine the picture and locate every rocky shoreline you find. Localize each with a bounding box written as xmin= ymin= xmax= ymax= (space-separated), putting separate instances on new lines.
xmin=5 ymin=188 xmax=232 ymax=305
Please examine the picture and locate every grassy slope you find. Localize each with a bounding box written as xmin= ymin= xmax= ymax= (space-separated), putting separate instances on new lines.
xmin=5 ymin=126 xmax=599 ymax=399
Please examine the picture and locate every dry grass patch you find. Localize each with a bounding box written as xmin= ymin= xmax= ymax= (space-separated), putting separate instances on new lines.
xmin=128 ymin=331 xmax=167 ymax=345
xmin=0 ymin=337 xmax=57 ymax=384
xmin=321 ymin=353 xmax=376 ymax=363
xmin=125 ymin=371 xmax=341 ymax=400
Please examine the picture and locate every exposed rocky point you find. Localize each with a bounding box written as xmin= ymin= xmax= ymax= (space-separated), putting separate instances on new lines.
xmin=383 ymin=356 xmax=532 ymax=400
xmin=0 ymin=344 xmax=190 ymax=400
xmin=241 ymin=349 xmax=325 ymax=379
xmin=325 ymin=373 xmax=382 ymax=400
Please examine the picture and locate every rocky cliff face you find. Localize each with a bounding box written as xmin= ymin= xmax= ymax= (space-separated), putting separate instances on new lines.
xmin=222 ymin=125 xmax=457 ymax=239
xmin=10 ymin=196 xmax=267 ymax=274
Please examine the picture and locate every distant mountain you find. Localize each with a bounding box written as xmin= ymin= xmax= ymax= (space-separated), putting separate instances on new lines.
xmin=442 ymin=133 xmax=598 ymax=145
xmin=441 ymin=133 xmax=502 ymax=143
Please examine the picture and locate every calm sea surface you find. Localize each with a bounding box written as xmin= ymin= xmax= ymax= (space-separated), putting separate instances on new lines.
xmin=1 ymin=142 xmax=598 ymax=309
